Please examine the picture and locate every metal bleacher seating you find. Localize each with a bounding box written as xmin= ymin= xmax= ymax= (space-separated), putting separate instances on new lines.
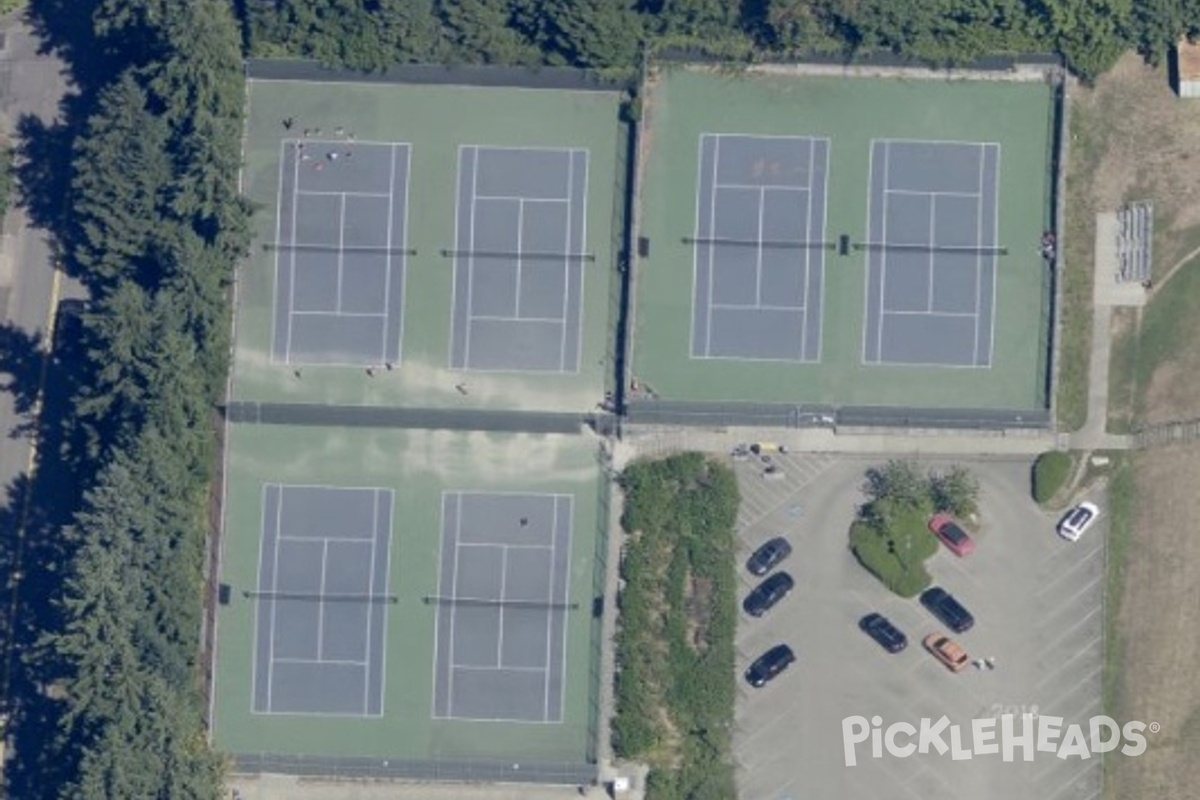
xmin=1116 ymin=201 xmax=1153 ymax=283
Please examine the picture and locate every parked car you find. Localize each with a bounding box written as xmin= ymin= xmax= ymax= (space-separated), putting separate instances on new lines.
xmin=745 ymin=644 xmax=796 ymax=687
xmin=928 ymin=512 xmax=975 ymax=557
xmin=1057 ymin=501 xmax=1100 ymax=542
xmin=742 ymin=571 xmax=795 ymax=617
xmin=746 ymin=537 xmax=793 ymax=576
xmin=920 ymin=587 xmax=975 ymax=633
xmin=923 ymin=633 xmax=970 ymax=672
xmin=859 ymin=612 xmax=908 ymax=653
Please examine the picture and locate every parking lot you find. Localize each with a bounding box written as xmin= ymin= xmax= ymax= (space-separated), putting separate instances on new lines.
xmin=731 ymin=452 xmax=1105 ymax=800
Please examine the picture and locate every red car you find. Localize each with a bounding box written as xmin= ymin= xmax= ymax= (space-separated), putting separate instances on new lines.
xmin=928 ymin=513 xmax=975 ymax=557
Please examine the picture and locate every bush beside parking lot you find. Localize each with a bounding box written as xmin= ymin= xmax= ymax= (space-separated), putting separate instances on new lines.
xmin=849 ymin=460 xmax=977 ymax=597
xmin=615 ymin=453 xmax=740 ymax=799
xmin=1033 ymin=451 xmax=1076 ymax=504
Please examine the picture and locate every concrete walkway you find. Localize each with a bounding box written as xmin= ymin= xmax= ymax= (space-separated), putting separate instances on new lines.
xmin=1069 ymin=213 xmax=1139 ymax=451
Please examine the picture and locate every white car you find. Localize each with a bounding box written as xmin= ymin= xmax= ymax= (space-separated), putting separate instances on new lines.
xmin=1058 ymin=502 xmax=1100 ymax=542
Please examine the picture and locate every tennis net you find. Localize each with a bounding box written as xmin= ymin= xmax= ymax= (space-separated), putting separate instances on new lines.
xmin=422 ymin=595 xmax=579 ymax=611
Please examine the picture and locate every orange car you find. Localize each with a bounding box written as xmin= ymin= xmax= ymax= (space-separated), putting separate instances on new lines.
xmin=923 ymin=633 xmax=970 ymax=673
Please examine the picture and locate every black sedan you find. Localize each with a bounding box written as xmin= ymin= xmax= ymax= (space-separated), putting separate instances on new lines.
xmin=746 ymin=536 xmax=793 ymax=576
xmin=745 ymin=644 xmax=796 ymax=687
xmin=859 ymin=612 xmax=908 ymax=653
xmin=742 ymin=571 xmax=794 ymax=617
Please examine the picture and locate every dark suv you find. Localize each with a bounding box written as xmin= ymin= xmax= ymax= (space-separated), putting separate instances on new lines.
xmin=920 ymin=587 xmax=975 ymax=633
xmin=746 ymin=537 xmax=793 ymax=576
xmin=743 ymin=572 xmax=795 ymax=617
xmin=859 ymin=612 xmax=908 ymax=653
xmin=745 ymin=644 xmax=795 ymax=687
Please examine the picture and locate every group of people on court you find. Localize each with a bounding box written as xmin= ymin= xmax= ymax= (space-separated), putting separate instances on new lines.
xmin=285 ymin=118 xmax=357 ymax=171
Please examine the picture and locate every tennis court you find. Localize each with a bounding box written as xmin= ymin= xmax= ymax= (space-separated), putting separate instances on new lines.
xmin=251 ymin=484 xmax=394 ymax=716
xmin=632 ymin=69 xmax=1055 ymax=411
xmin=234 ymin=74 xmax=624 ymax=414
xmin=691 ymin=133 xmax=829 ymax=362
xmin=863 ymin=139 xmax=1001 ymax=368
xmin=432 ymin=492 xmax=573 ymax=722
xmin=212 ymin=424 xmax=606 ymax=779
xmin=449 ymin=146 xmax=589 ymax=373
xmin=271 ymin=139 xmax=410 ymax=366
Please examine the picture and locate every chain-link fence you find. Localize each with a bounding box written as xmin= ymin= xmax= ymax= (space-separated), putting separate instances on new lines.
xmin=232 ymin=753 xmax=598 ymax=785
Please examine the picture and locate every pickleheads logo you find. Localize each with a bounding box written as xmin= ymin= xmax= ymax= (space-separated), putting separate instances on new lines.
xmin=842 ymin=714 xmax=1154 ymax=766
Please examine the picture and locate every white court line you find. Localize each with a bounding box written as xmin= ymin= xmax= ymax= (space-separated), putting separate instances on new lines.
xmin=456 ymin=540 xmax=552 ymax=550
xmin=429 ymin=493 xmax=448 ymax=719
xmin=474 ymin=193 xmax=570 ymax=203
xmin=265 ymin=489 xmax=285 ymax=711
xmin=289 ymin=310 xmax=387 ymax=318
xmin=497 ymin=546 xmax=509 ymax=668
xmin=885 ymin=188 xmax=982 ymax=199
xmin=884 ymin=310 xmax=978 ymax=318
xmin=754 ymin=187 xmax=766 ymax=307
xmin=284 ymin=144 xmax=302 ymax=363
xmin=380 ymin=144 xmax=397 ymax=365
xmin=688 ymin=136 xmax=706 ymax=358
xmin=515 ymin=199 xmax=526 ymax=319
xmin=570 ymin=149 xmax=589 ymax=374
xmin=249 ymin=484 xmax=271 ymax=712
xmin=861 ymin=140 xmax=877 ymax=364
xmin=447 ymin=147 xmax=464 ymax=369
xmin=715 ymin=181 xmax=809 ymax=192
xmin=471 ymin=314 xmax=563 ymax=323
xmin=316 ymin=540 xmax=329 ymax=661
xmin=297 ymin=189 xmax=392 ymax=199
xmin=542 ymin=497 xmax=559 ymax=722
xmin=799 ymin=136 xmax=815 ymax=360
xmin=710 ymin=302 xmax=804 ymax=311
xmin=554 ymin=495 xmax=574 ymax=723
xmin=705 ymin=138 xmax=720 ymax=356
xmin=464 ymin=148 xmax=480 ymax=368
xmin=273 ymin=657 xmax=369 ymax=667
xmin=362 ymin=489 xmax=380 ymax=715
xmin=375 ymin=488 xmax=394 ymax=717
xmin=453 ymin=664 xmax=545 ymax=673
xmin=336 ymin=195 xmax=347 ymax=312
xmin=269 ymin=141 xmax=286 ymax=363
xmin=973 ymin=145 xmax=985 ymax=365
xmin=927 ymin=194 xmax=936 ymax=313
xmin=558 ymin=151 xmax=574 ymax=371
xmin=467 ymin=143 xmax=581 ymax=154
xmin=876 ymin=141 xmax=891 ymax=361
xmin=985 ymin=144 xmax=1001 ymax=367
xmin=445 ymin=494 xmax=465 ymax=716
xmin=815 ymin=137 xmax=831 ymax=362
xmin=276 ymin=532 xmax=376 ymax=543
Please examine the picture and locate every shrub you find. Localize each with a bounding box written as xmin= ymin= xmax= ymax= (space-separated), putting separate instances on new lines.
xmin=1033 ymin=451 xmax=1074 ymax=504
xmin=849 ymin=519 xmax=934 ymax=599
xmin=929 ymin=464 xmax=980 ymax=518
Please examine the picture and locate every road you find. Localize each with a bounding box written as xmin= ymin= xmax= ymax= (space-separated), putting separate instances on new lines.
xmin=0 ymin=19 xmax=70 ymax=506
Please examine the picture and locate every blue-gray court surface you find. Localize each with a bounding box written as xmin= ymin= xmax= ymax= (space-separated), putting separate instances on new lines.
xmin=271 ymin=139 xmax=411 ymax=366
xmin=252 ymin=485 xmax=394 ymax=717
xmin=433 ymin=492 xmax=573 ymax=723
xmin=691 ymin=133 xmax=829 ymax=363
xmin=269 ymin=140 xmax=591 ymax=374
xmin=863 ymin=139 xmax=1001 ymax=368
xmin=450 ymin=146 xmax=590 ymax=373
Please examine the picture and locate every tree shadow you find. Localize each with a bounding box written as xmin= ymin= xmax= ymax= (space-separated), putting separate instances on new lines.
xmin=0 ymin=322 xmax=45 ymax=421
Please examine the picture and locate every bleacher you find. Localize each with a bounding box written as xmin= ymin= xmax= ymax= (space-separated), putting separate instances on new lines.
xmin=1116 ymin=201 xmax=1153 ymax=283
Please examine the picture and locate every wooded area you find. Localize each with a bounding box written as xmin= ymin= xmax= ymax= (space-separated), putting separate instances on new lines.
xmin=4 ymin=0 xmax=249 ymax=796
xmin=242 ymin=0 xmax=1200 ymax=78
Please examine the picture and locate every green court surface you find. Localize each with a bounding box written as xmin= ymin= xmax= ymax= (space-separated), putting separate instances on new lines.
xmin=632 ymin=69 xmax=1054 ymax=410
xmin=235 ymin=77 xmax=625 ymax=413
xmin=211 ymin=425 xmax=606 ymax=765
